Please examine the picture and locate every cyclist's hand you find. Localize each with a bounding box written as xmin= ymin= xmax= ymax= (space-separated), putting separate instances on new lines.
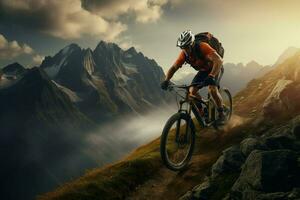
xmin=161 ymin=80 xmax=170 ymax=90
xmin=204 ymin=75 xmax=216 ymax=86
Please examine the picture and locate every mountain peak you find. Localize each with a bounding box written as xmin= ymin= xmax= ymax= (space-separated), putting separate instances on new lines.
xmin=95 ymin=40 xmax=121 ymax=52
xmin=274 ymin=46 xmax=300 ymax=66
xmin=2 ymin=62 xmax=26 ymax=74
xmin=125 ymin=47 xmax=137 ymax=55
xmin=60 ymin=43 xmax=81 ymax=55
xmin=245 ymin=60 xmax=262 ymax=68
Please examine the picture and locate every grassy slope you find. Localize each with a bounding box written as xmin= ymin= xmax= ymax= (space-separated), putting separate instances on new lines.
xmin=38 ymin=136 xmax=162 ymax=200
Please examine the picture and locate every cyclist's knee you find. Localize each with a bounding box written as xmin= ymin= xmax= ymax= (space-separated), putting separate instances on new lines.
xmin=208 ymin=85 xmax=218 ymax=93
xmin=189 ymin=86 xmax=198 ymax=95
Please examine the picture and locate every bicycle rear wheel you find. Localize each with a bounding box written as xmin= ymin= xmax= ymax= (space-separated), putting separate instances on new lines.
xmin=160 ymin=112 xmax=195 ymax=171
xmin=219 ymin=87 xmax=233 ymax=122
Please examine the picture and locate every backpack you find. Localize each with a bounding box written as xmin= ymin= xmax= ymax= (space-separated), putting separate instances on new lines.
xmin=193 ymin=32 xmax=224 ymax=59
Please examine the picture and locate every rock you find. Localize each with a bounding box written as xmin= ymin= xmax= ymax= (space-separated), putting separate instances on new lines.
xmin=229 ymin=189 xmax=261 ymax=200
xmin=262 ymin=133 xmax=300 ymax=151
xmin=179 ymin=191 xmax=193 ymax=200
xmin=293 ymin=124 xmax=300 ymax=139
xmin=228 ymin=188 xmax=300 ymax=200
xmin=262 ymin=79 xmax=293 ymax=117
xmin=192 ymin=178 xmax=216 ymax=200
xmin=179 ymin=178 xmax=216 ymax=200
xmin=291 ymin=115 xmax=300 ymax=138
xmin=211 ymin=146 xmax=245 ymax=178
xmin=232 ymin=150 xmax=299 ymax=194
xmin=240 ymin=137 xmax=267 ymax=157
xmin=287 ymin=188 xmax=300 ymax=199
xmin=256 ymin=192 xmax=288 ymax=200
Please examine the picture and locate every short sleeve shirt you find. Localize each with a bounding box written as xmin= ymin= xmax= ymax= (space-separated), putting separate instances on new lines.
xmin=173 ymin=42 xmax=216 ymax=71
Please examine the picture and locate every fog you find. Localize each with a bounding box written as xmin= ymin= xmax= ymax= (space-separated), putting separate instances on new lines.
xmin=84 ymin=105 xmax=177 ymax=166
xmin=0 ymin=102 xmax=178 ymax=200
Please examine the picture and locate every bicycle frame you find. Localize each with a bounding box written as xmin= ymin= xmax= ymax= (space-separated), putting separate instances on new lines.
xmin=177 ymin=92 xmax=217 ymax=128
xmin=169 ymin=82 xmax=220 ymax=143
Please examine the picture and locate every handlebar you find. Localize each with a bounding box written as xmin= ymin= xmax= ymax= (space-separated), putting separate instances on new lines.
xmin=167 ymin=82 xmax=206 ymax=91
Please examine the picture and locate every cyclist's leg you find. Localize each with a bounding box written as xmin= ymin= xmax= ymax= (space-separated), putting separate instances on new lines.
xmin=207 ymin=70 xmax=226 ymax=122
xmin=208 ymin=85 xmax=223 ymax=108
xmin=189 ymin=86 xmax=202 ymax=100
xmin=189 ymin=71 xmax=207 ymax=101
xmin=205 ymin=69 xmax=223 ymax=108
xmin=189 ymin=71 xmax=208 ymax=115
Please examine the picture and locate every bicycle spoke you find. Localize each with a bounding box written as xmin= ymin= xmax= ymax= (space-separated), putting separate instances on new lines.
xmin=165 ymin=121 xmax=192 ymax=166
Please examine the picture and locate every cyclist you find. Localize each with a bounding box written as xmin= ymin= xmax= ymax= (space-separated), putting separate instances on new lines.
xmin=161 ymin=30 xmax=225 ymax=124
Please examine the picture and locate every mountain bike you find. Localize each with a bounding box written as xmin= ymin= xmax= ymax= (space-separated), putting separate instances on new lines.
xmin=160 ymin=68 xmax=232 ymax=171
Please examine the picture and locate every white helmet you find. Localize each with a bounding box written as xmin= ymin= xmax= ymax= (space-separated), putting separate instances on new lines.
xmin=176 ymin=30 xmax=195 ymax=48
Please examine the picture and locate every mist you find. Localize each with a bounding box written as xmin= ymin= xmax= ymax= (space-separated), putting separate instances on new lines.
xmin=84 ymin=105 xmax=176 ymax=166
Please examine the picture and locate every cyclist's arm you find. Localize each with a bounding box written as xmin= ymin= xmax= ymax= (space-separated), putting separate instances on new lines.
xmin=206 ymin=51 xmax=223 ymax=77
xmin=165 ymin=51 xmax=185 ymax=81
xmin=165 ymin=65 xmax=180 ymax=81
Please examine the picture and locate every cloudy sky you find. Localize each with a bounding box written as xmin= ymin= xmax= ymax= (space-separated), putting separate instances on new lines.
xmin=1 ymin=0 xmax=300 ymax=74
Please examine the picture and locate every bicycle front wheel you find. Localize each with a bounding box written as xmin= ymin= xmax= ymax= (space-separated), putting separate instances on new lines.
xmin=160 ymin=112 xmax=196 ymax=171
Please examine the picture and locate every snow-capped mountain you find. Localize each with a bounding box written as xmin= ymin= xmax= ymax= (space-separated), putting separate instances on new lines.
xmin=40 ymin=41 xmax=169 ymax=120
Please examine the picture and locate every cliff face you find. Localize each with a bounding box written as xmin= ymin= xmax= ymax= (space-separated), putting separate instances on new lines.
xmin=40 ymin=42 xmax=170 ymax=120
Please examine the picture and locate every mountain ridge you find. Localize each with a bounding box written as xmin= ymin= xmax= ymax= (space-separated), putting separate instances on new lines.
xmin=40 ymin=41 xmax=170 ymax=121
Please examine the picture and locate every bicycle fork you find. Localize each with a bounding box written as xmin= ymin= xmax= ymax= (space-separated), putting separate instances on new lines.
xmin=175 ymin=101 xmax=192 ymax=144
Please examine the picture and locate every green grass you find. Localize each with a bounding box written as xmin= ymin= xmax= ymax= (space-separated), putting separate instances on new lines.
xmin=38 ymin=137 xmax=162 ymax=200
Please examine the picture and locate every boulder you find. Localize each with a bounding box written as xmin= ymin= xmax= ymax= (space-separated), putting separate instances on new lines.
xmin=262 ymin=133 xmax=300 ymax=151
xmin=228 ymin=188 xmax=300 ymax=200
xmin=192 ymin=178 xmax=216 ymax=200
xmin=294 ymin=125 xmax=300 ymax=138
xmin=287 ymin=188 xmax=300 ymax=199
xmin=232 ymin=150 xmax=299 ymax=194
xmin=211 ymin=146 xmax=245 ymax=178
xmin=179 ymin=191 xmax=193 ymax=200
xmin=262 ymin=79 xmax=293 ymax=117
xmin=292 ymin=117 xmax=300 ymax=139
xmin=240 ymin=137 xmax=267 ymax=157
xmin=256 ymin=192 xmax=288 ymax=200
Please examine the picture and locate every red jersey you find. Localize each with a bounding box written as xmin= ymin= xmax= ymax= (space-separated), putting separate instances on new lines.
xmin=174 ymin=42 xmax=216 ymax=71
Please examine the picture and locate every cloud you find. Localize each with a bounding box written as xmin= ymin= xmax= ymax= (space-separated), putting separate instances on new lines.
xmin=0 ymin=33 xmax=44 ymax=67
xmin=32 ymin=54 xmax=44 ymax=66
xmin=0 ymin=34 xmax=33 ymax=59
xmin=82 ymin=0 xmax=180 ymax=23
xmin=0 ymin=0 xmax=127 ymax=40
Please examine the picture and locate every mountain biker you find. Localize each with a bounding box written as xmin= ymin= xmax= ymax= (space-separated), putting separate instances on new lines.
xmin=161 ymin=30 xmax=225 ymax=124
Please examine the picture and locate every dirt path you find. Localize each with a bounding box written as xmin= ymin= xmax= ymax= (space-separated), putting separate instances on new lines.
xmin=126 ymin=115 xmax=249 ymax=200
xmin=126 ymin=166 xmax=177 ymax=200
xmin=126 ymin=131 xmax=220 ymax=200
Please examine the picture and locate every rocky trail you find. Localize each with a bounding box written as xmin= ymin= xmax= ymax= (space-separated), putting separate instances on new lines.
xmin=125 ymin=115 xmax=251 ymax=200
